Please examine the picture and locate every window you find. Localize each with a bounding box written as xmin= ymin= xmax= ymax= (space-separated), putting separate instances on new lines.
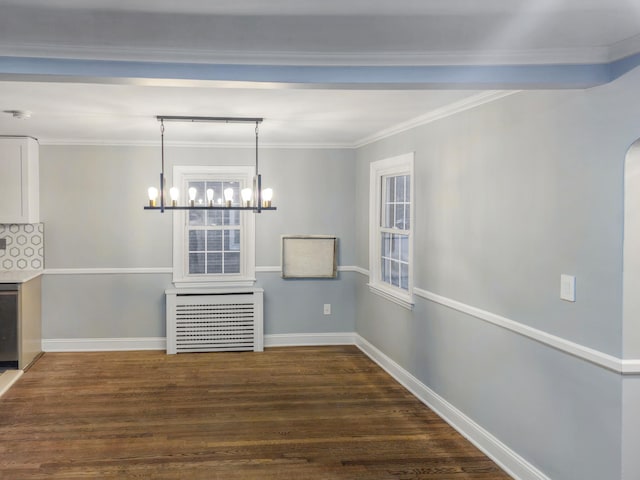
xmin=172 ymin=166 xmax=255 ymax=287
xmin=186 ymin=180 xmax=241 ymax=275
xmin=369 ymin=153 xmax=414 ymax=309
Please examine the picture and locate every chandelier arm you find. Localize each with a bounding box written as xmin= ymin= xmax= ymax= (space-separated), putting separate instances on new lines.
xmin=157 ymin=116 xmax=263 ymax=124
xmin=255 ymin=121 xmax=259 ymax=176
xmin=160 ymin=119 xmax=165 ymax=212
xmin=256 ymin=121 xmax=262 ymax=213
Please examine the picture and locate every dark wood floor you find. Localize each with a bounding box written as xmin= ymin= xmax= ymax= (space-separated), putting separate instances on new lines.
xmin=0 ymin=346 xmax=510 ymax=479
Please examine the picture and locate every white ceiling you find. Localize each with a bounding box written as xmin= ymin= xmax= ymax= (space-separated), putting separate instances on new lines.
xmin=0 ymin=81 xmax=489 ymax=147
xmin=0 ymin=0 xmax=639 ymax=146
xmin=0 ymin=0 xmax=631 ymax=15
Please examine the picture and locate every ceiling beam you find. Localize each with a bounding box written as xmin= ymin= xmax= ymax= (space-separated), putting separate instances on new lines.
xmin=1 ymin=55 xmax=640 ymax=90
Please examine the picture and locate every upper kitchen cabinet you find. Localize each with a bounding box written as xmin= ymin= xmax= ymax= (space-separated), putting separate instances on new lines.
xmin=0 ymin=137 xmax=39 ymax=224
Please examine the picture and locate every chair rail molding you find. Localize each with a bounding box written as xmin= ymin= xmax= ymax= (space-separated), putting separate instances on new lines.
xmin=351 ymin=266 xmax=640 ymax=375
xmin=412 ymin=287 xmax=640 ymax=375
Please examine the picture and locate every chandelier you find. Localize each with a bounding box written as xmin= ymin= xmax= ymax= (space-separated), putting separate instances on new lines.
xmin=144 ymin=115 xmax=276 ymax=213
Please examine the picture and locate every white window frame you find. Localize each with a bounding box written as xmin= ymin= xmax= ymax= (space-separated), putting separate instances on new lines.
xmin=172 ymin=165 xmax=256 ymax=288
xmin=368 ymin=152 xmax=415 ymax=309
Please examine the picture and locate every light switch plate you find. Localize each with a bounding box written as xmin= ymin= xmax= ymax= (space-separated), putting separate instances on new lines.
xmin=0 ymin=238 xmax=6 ymax=250
xmin=560 ymin=274 xmax=576 ymax=302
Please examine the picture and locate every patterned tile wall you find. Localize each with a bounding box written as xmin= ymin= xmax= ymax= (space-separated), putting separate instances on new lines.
xmin=0 ymin=223 xmax=44 ymax=270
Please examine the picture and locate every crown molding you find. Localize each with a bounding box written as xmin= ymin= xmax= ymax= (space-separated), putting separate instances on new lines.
xmin=608 ymin=33 xmax=640 ymax=62
xmin=0 ymin=42 xmax=616 ymax=67
xmin=38 ymin=139 xmax=352 ymax=149
xmin=354 ymin=91 xmax=519 ymax=148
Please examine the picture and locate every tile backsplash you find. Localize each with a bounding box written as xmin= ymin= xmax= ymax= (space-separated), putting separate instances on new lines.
xmin=0 ymin=223 xmax=44 ymax=270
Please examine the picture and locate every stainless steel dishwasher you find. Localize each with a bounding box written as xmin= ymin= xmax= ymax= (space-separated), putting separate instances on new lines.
xmin=0 ymin=283 xmax=19 ymax=370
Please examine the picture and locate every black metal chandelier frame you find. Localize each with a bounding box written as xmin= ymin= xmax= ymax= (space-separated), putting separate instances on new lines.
xmin=144 ymin=115 xmax=276 ymax=213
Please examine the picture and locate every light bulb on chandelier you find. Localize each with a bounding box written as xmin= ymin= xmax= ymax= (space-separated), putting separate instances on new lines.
xmin=144 ymin=116 xmax=276 ymax=213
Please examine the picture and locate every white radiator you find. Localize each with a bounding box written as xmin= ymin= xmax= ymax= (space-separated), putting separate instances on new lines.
xmin=165 ymin=288 xmax=264 ymax=354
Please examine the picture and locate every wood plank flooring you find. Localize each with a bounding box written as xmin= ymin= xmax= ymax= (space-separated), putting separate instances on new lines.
xmin=0 ymin=346 xmax=511 ymax=479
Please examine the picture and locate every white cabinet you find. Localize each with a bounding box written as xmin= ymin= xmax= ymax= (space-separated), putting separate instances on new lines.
xmin=0 ymin=137 xmax=39 ymax=224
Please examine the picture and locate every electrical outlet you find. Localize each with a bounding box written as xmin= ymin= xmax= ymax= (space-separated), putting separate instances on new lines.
xmin=323 ymin=304 xmax=331 ymax=315
xmin=0 ymin=238 xmax=6 ymax=250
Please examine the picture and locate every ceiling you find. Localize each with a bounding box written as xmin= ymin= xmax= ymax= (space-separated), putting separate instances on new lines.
xmin=0 ymin=0 xmax=639 ymax=146
xmin=0 ymin=82 xmax=492 ymax=147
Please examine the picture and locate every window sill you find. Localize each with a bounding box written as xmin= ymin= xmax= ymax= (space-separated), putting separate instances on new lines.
xmin=173 ymin=278 xmax=256 ymax=289
xmin=367 ymin=283 xmax=414 ymax=310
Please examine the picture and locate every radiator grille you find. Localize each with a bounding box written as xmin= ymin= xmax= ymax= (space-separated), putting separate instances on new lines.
xmin=166 ymin=290 xmax=264 ymax=354
xmin=176 ymin=302 xmax=255 ymax=352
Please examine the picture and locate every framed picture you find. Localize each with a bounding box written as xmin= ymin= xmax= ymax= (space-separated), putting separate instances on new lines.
xmin=281 ymin=235 xmax=337 ymax=278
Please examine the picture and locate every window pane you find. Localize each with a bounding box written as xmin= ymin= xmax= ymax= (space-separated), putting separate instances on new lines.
xmin=389 ymin=234 xmax=399 ymax=261
xmin=224 ymin=229 xmax=241 ymax=251
xmin=400 ymin=263 xmax=409 ymax=290
xmin=381 ymin=175 xmax=411 ymax=229
xmin=382 ymin=203 xmax=392 ymax=228
xmin=382 ymin=258 xmax=390 ymax=283
xmin=189 ymin=210 xmax=205 ymax=226
xmin=224 ymin=252 xmax=240 ymax=274
xmin=395 ymin=175 xmax=405 ymax=202
xmin=400 ymin=234 xmax=409 ymax=263
xmin=382 ymin=177 xmax=394 ymax=228
xmin=395 ymin=204 xmax=405 ymax=229
xmin=382 ymin=233 xmax=390 ymax=258
xmin=404 ymin=176 xmax=410 ymax=202
xmin=404 ymin=205 xmax=410 ymax=229
xmin=188 ymin=230 xmax=205 ymax=251
xmin=207 ymin=210 xmax=222 ymax=226
xmin=390 ymin=260 xmax=400 ymax=287
xmin=189 ymin=253 xmax=205 ymax=274
xmin=207 ymin=230 xmax=222 ymax=251
xmin=224 ymin=209 xmax=241 ymax=226
xmin=207 ymin=252 xmax=222 ymax=274
xmin=385 ymin=177 xmax=395 ymax=204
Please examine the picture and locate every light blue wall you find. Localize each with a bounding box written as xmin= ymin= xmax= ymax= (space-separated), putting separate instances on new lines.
xmin=623 ymin=376 xmax=640 ymax=479
xmin=40 ymin=145 xmax=357 ymax=338
xmin=42 ymin=273 xmax=171 ymax=338
xmin=354 ymin=67 xmax=640 ymax=480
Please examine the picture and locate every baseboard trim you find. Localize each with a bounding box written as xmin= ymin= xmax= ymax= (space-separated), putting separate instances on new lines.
xmin=0 ymin=370 xmax=23 ymax=398
xmin=264 ymin=332 xmax=356 ymax=347
xmin=355 ymin=334 xmax=551 ymax=480
xmin=42 ymin=337 xmax=166 ymax=352
xmin=42 ymin=334 xmax=357 ymax=352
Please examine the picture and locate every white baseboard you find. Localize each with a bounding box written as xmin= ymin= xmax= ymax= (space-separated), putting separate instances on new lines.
xmin=0 ymin=370 xmax=23 ymax=398
xmin=355 ymin=335 xmax=550 ymax=480
xmin=42 ymin=334 xmax=356 ymax=352
xmin=264 ymin=332 xmax=356 ymax=347
xmin=42 ymin=337 xmax=166 ymax=352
